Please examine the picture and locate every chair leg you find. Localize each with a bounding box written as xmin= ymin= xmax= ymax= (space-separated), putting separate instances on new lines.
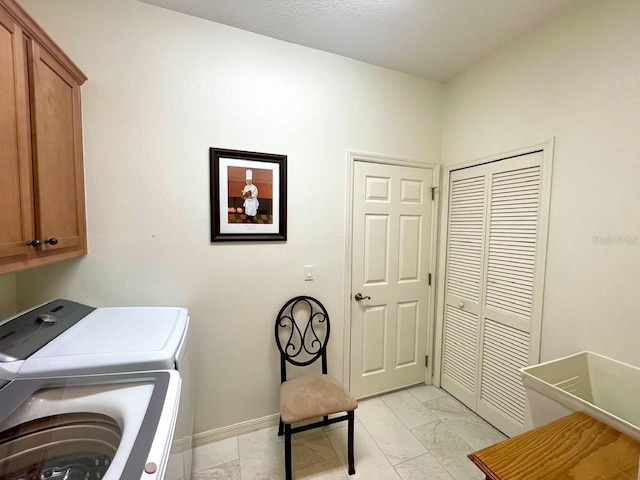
xmin=278 ymin=417 xmax=284 ymax=436
xmin=347 ymin=410 xmax=355 ymax=475
xmin=284 ymin=423 xmax=293 ymax=480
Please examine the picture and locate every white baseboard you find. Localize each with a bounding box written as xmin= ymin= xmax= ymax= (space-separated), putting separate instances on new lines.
xmin=192 ymin=413 xmax=280 ymax=448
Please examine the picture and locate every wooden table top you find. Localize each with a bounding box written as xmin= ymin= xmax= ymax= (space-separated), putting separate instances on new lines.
xmin=468 ymin=412 xmax=640 ymax=480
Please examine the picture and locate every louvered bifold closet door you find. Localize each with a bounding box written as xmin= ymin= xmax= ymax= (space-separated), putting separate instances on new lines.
xmin=476 ymin=152 xmax=543 ymax=437
xmin=440 ymin=169 xmax=487 ymax=409
xmin=441 ymin=150 xmax=547 ymax=438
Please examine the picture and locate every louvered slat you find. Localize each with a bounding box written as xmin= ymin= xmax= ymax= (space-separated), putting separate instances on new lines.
xmin=485 ymin=166 xmax=540 ymax=319
xmin=443 ymin=152 xmax=547 ymax=437
xmin=480 ymin=319 xmax=530 ymax=425
xmin=446 ymin=176 xmax=485 ymax=302
xmin=442 ymin=305 xmax=478 ymax=392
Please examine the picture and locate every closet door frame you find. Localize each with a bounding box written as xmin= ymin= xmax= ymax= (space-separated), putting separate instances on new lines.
xmin=433 ymin=139 xmax=554 ymax=388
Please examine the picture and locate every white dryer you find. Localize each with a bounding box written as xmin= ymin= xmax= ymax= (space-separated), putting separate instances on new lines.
xmin=0 ymin=299 xmax=194 ymax=480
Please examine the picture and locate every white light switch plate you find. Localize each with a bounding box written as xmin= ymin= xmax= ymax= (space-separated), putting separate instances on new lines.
xmin=304 ymin=265 xmax=314 ymax=281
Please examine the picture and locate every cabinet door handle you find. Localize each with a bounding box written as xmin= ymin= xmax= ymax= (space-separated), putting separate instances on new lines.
xmin=27 ymin=239 xmax=41 ymax=247
xmin=44 ymin=238 xmax=58 ymax=245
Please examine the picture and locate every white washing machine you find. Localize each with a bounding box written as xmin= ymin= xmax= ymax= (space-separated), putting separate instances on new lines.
xmin=0 ymin=299 xmax=194 ymax=480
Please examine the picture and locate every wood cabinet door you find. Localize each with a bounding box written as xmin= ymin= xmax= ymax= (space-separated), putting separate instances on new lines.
xmin=0 ymin=11 xmax=34 ymax=261
xmin=29 ymin=41 xmax=86 ymax=254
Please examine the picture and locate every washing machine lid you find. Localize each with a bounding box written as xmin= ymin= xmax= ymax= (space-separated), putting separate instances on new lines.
xmin=17 ymin=306 xmax=188 ymax=378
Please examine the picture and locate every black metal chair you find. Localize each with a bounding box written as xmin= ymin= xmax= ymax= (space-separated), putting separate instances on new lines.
xmin=274 ymin=296 xmax=357 ymax=480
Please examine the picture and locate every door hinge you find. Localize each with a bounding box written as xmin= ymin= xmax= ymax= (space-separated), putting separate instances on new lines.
xmin=428 ymin=273 xmax=432 ymax=286
xmin=431 ymin=186 xmax=437 ymax=201
xmin=425 ymin=355 xmax=429 ymax=368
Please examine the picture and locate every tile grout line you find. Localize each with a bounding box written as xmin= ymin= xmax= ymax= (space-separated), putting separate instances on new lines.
xmin=418 ymin=399 xmax=484 ymax=480
xmin=352 ymin=400 xmax=403 ymax=479
xmin=312 ymin=425 xmax=347 ymax=478
xmin=410 ymin=389 xmax=484 ymax=480
xmin=401 ymin=394 xmax=459 ymax=480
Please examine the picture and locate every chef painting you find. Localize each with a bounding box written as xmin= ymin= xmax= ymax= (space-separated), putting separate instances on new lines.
xmin=241 ymin=169 xmax=259 ymax=223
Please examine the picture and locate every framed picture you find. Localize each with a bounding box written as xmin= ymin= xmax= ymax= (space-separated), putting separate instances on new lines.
xmin=210 ymin=148 xmax=287 ymax=242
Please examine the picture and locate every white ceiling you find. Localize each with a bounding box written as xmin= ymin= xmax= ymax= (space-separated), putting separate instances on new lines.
xmin=139 ymin=0 xmax=577 ymax=83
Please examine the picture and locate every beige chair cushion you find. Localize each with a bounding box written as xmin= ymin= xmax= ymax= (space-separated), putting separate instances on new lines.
xmin=280 ymin=373 xmax=358 ymax=425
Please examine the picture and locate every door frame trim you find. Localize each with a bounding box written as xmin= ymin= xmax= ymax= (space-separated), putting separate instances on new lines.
xmin=433 ymin=138 xmax=555 ymax=387
xmin=344 ymin=151 xmax=440 ymax=392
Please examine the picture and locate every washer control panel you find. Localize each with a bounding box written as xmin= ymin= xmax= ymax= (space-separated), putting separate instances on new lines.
xmin=0 ymin=300 xmax=95 ymax=362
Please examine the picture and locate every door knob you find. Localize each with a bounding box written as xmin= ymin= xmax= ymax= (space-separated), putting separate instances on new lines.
xmin=26 ymin=239 xmax=41 ymax=247
xmin=44 ymin=238 xmax=58 ymax=245
xmin=354 ymin=293 xmax=371 ymax=301
xmin=458 ymin=301 xmax=465 ymax=309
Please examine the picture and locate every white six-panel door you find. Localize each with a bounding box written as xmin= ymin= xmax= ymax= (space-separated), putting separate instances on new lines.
xmin=441 ymin=150 xmax=550 ymax=437
xmin=350 ymin=161 xmax=433 ymax=398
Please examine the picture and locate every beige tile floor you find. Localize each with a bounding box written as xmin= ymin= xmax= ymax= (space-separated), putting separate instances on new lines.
xmin=191 ymin=385 xmax=507 ymax=480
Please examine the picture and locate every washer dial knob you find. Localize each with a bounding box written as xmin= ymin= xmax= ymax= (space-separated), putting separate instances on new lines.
xmin=37 ymin=313 xmax=58 ymax=325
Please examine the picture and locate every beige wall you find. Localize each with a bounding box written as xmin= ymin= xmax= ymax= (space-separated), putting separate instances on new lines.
xmin=0 ymin=274 xmax=17 ymax=319
xmin=15 ymin=0 xmax=444 ymax=434
xmin=11 ymin=0 xmax=640 ymax=438
xmin=442 ymin=0 xmax=640 ymax=365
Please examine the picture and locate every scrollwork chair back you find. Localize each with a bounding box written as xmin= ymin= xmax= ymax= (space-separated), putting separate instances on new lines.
xmin=275 ymin=295 xmax=330 ymax=381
